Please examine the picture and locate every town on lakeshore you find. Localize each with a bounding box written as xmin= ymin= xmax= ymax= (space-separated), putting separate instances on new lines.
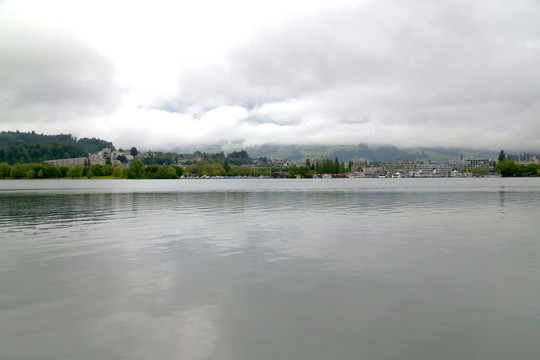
xmin=1 ymin=131 xmax=539 ymax=179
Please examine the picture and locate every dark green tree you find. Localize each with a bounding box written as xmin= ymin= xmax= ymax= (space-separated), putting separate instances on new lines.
xmin=288 ymin=165 xmax=313 ymax=178
xmin=227 ymin=150 xmax=251 ymax=165
xmin=67 ymin=165 xmax=84 ymax=178
xmin=496 ymin=160 xmax=523 ymax=177
xmin=112 ymin=166 xmax=123 ymax=178
xmin=169 ymin=165 xmax=184 ymax=177
xmin=0 ymin=162 xmax=10 ymax=178
xmin=524 ymin=163 xmax=539 ymax=176
xmin=59 ymin=166 xmax=69 ymax=178
xmin=127 ymin=160 xmax=145 ymax=179
xmin=498 ymin=150 xmax=506 ymax=163
xmin=10 ymin=164 xmax=32 ymax=179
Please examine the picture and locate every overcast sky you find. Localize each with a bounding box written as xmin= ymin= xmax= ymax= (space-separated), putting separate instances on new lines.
xmin=1 ymin=0 xmax=539 ymax=151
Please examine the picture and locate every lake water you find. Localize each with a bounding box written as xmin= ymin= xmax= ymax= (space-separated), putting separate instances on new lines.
xmin=1 ymin=178 xmax=540 ymax=360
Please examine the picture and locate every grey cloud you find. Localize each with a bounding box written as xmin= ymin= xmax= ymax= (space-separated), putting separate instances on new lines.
xmin=173 ymin=0 xmax=540 ymax=149
xmin=244 ymin=116 xmax=289 ymax=126
xmin=0 ymin=24 xmax=122 ymax=124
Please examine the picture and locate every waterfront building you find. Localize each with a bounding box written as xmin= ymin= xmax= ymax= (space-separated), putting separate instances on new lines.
xmin=45 ymin=157 xmax=87 ymax=167
xmin=415 ymin=163 xmax=453 ymax=176
xmin=381 ymin=161 xmax=416 ymax=175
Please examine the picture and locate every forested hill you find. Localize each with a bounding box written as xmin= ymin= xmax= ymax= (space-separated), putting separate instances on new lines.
xmin=245 ymin=144 xmax=498 ymax=163
xmin=0 ymin=131 xmax=115 ymax=165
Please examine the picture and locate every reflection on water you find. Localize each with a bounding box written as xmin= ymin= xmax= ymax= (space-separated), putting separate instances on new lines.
xmin=1 ymin=179 xmax=540 ymax=360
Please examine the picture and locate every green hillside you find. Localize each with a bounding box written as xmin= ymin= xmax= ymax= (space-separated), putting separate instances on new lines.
xmin=0 ymin=131 xmax=115 ymax=165
xmin=246 ymin=144 xmax=499 ymax=163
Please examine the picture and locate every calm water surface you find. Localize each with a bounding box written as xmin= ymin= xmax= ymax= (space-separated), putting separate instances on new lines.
xmin=1 ymin=178 xmax=539 ymax=360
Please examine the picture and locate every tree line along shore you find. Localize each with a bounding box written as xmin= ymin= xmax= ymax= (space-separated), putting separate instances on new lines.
xmin=1 ymin=153 xmax=539 ymax=179
xmin=0 ymin=157 xmax=343 ymax=179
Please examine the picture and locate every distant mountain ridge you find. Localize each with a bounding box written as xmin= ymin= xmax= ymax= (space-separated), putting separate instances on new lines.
xmin=244 ymin=144 xmax=499 ymax=163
